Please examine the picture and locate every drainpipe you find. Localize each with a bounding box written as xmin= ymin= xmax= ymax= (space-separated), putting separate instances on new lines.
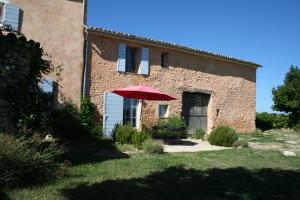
xmin=81 ymin=0 xmax=88 ymax=98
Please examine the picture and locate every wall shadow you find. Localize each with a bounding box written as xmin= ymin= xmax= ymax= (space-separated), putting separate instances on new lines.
xmin=59 ymin=137 xmax=129 ymax=165
xmin=164 ymin=139 xmax=197 ymax=146
xmin=62 ymin=166 xmax=300 ymax=200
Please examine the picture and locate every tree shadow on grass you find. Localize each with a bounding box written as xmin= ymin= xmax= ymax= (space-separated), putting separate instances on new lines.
xmin=62 ymin=166 xmax=300 ymax=200
xmin=59 ymin=137 xmax=129 ymax=165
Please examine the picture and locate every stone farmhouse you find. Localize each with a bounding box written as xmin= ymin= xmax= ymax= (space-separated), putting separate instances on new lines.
xmin=1 ymin=0 xmax=261 ymax=137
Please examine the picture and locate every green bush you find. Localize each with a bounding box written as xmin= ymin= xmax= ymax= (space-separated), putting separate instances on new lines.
xmin=208 ymin=126 xmax=238 ymax=147
xmin=90 ymin=124 xmax=103 ymax=137
xmin=256 ymin=112 xmax=273 ymax=131
xmin=51 ymin=99 xmax=101 ymax=138
xmin=161 ymin=116 xmax=186 ymax=128
xmin=50 ymin=102 xmax=84 ymax=138
xmin=0 ymin=133 xmax=64 ymax=187
xmin=142 ymin=139 xmax=164 ymax=154
xmin=115 ymin=124 xmax=137 ymax=144
xmin=232 ymin=140 xmax=249 ymax=148
xmin=256 ymin=112 xmax=290 ymax=131
xmin=80 ymin=97 xmax=97 ymax=133
xmin=132 ymin=131 xmax=149 ymax=149
xmin=191 ymin=128 xmax=206 ymax=139
xmin=272 ymin=114 xmax=290 ymax=129
xmin=150 ymin=117 xmax=187 ymax=139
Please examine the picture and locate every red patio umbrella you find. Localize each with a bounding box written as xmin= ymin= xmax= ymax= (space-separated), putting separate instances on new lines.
xmin=112 ymin=84 xmax=176 ymax=128
xmin=112 ymin=84 xmax=176 ymax=101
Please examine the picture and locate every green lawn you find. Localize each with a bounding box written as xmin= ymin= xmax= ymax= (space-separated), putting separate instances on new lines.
xmin=4 ymin=135 xmax=300 ymax=200
xmin=239 ymin=129 xmax=300 ymax=153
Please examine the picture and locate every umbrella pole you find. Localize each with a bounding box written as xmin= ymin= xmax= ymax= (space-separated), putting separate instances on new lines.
xmin=139 ymin=99 xmax=143 ymax=131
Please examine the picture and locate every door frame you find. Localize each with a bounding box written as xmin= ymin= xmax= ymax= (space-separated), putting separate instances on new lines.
xmin=181 ymin=91 xmax=210 ymax=134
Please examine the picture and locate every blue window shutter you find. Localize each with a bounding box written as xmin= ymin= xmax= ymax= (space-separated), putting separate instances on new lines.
xmin=103 ymin=92 xmax=123 ymax=137
xmin=117 ymin=43 xmax=126 ymax=72
xmin=5 ymin=4 xmax=21 ymax=31
xmin=140 ymin=47 xmax=149 ymax=75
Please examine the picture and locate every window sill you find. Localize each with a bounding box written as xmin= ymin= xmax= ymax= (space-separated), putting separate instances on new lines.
xmin=117 ymin=71 xmax=149 ymax=76
xmin=159 ymin=67 xmax=170 ymax=70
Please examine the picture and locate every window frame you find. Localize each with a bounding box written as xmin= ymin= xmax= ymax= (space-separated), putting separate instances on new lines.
xmin=123 ymin=98 xmax=138 ymax=127
xmin=0 ymin=3 xmax=5 ymax=23
xmin=158 ymin=104 xmax=169 ymax=118
xmin=125 ymin=46 xmax=137 ymax=73
xmin=160 ymin=52 xmax=169 ymax=68
xmin=40 ymin=79 xmax=55 ymax=94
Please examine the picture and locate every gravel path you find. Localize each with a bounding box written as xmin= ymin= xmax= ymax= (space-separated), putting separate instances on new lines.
xmin=164 ymin=139 xmax=230 ymax=153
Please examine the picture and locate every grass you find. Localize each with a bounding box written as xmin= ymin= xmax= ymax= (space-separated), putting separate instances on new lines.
xmin=3 ymin=130 xmax=300 ymax=199
xmin=238 ymin=129 xmax=300 ymax=153
xmin=5 ymin=141 xmax=300 ymax=200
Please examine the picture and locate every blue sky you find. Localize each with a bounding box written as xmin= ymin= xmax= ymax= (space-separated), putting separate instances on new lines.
xmin=87 ymin=0 xmax=300 ymax=112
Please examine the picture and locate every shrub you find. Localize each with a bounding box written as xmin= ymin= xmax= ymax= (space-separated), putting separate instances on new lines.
xmin=256 ymin=112 xmax=290 ymax=131
xmin=232 ymin=140 xmax=249 ymax=148
xmin=142 ymin=139 xmax=164 ymax=154
xmin=115 ymin=124 xmax=137 ymax=144
xmin=191 ymin=128 xmax=206 ymax=140
xmin=208 ymin=126 xmax=238 ymax=147
xmin=50 ymin=102 xmax=84 ymax=138
xmin=256 ymin=112 xmax=273 ymax=131
xmin=132 ymin=131 xmax=149 ymax=149
xmin=150 ymin=117 xmax=187 ymax=139
xmin=80 ymin=97 xmax=97 ymax=133
xmin=90 ymin=124 xmax=103 ymax=137
xmin=272 ymin=114 xmax=290 ymax=129
xmin=0 ymin=133 xmax=64 ymax=187
xmin=161 ymin=117 xmax=186 ymax=128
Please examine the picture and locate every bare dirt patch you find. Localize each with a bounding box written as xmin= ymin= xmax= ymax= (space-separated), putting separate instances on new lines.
xmin=239 ymin=129 xmax=300 ymax=154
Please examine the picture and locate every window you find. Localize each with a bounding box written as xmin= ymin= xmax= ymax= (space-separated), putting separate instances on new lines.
xmin=123 ymin=98 xmax=138 ymax=127
xmin=0 ymin=3 xmax=4 ymax=23
xmin=41 ymin=79 xmax=54 ymax=94
xmin=161 ymin=52 xmax=168 ymax=68
xmin=159 ymin=104 xmax=169 ymax=118
xmin=125 ymin=47 xmax=136 ymax=72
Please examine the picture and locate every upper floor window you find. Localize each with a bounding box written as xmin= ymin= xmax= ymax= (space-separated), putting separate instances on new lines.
xmin=117 ymin=43 xmax=149 ymax=75
xmin=161 ymin=52 xmax=168 ymax=68
xmin=0 ymin=2 xmax=22 ymax=31
xmin=125 ymin=47 xmax=136 ymax=72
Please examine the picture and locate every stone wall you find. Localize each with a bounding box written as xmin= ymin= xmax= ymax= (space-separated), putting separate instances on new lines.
xmin=0 ymin=33 xmax=37 ymax=132
xmin=87 ymin=34 xmax=257 ymax=133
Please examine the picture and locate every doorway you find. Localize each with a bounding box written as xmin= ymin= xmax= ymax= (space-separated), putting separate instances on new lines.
xmin=181 ymin=92 xmax=210 ymax=134
xmin=123 ymin=98 xmax=138 ymax=127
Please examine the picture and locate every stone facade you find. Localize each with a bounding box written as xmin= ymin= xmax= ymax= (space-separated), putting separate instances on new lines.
xmin=10 ymin=0 xmax=85 ymax=105
xmin=87 ymin=33 xmax=257 ymax=133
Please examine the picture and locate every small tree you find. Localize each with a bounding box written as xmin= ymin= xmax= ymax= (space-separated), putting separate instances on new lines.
xmin=272 ymin=65 xmax=300 ymax=125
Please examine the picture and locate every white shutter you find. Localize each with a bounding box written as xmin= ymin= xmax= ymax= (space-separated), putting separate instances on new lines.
xmin=5 ymin=3 xmax=21 ymax=31
xmin=139 ymin=47 xmax=149 ymax=75
xmin=117 ymin=43 xmax=126 ymax=72
xmin=103 ymin=92 xmax=124 ymax=137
